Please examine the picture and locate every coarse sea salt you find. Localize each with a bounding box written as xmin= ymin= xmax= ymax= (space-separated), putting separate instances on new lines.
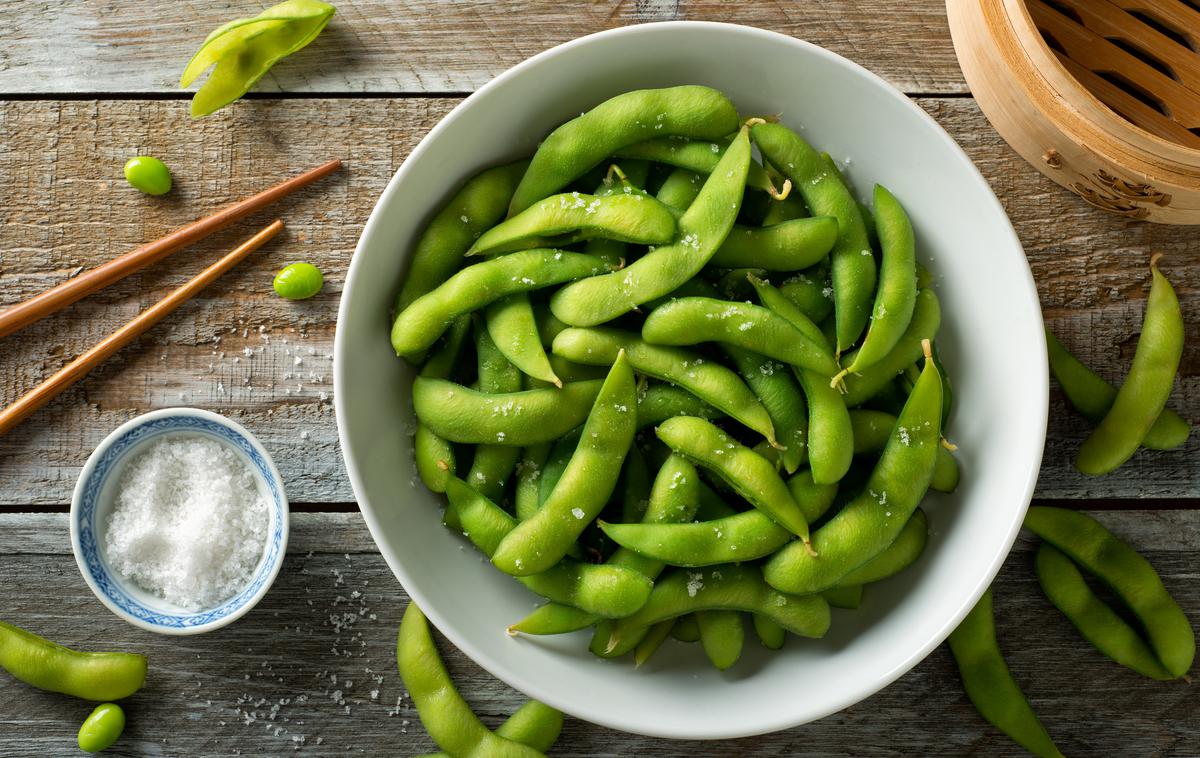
xmin=104 ymin=434 xmax=268 ymax=611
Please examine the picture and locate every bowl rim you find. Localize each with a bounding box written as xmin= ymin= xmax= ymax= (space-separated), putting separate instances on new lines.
xmin=336 ymin=19 xmax=1047 ymax=738
xmin=70 ymin=407 xmax=290 ymax=636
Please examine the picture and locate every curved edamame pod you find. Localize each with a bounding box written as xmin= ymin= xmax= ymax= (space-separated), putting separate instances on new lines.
xmin=394 ymin=161 xmax=528 ymax=311
xmin=467 ymin=192 xmax=678 ymax=257
xmin=1045 ymin=329 xmax=1188 ymax=450
xmin=1077 ymin=256 xmax=1184 ymax=474
xmin=510 ymin=85 xmax=740 ymax=214
xmin=391 ymin=250 xmax=609 ymax=359
xmin=486 ymin=295 xmax=562 ymax=386
xmin=641 ymin=297 xmax=839 ymax=376
xmin=752 ymin=122 xmax=875 ymax=354
xmin=633 ymin=620 xmax=676 ymax=667
xmin=549 ymin=125 xmax=750 ymax=325
xmin=778 ymin=265 xmax=834 ymax=325
xmin=849 ymin=409 xmax=960 ymax=493
xmin=654 ymin=167 xmax=704 ymax=211
xmin=513 ymin=444 xmax=551 ymax=522
xmin=948 ymin=590 xmax=1066 ymax=758
xmin=636 ymin=383 xmax=722 ymax=429
xmin=413 ymin=317 xmax=471 ymax=494
xmin=552 ymin=326 xmax=775 ymax=443
xmin=656 ymin=416 xmax=812 ymax=545
xmin=492 ymin=352 xmax=638 ymax=576
xmin=601 ymin=508 xmax=791 ymax=567
xmin=794 ymin=366 xmax=854 ymax=485
xmin=397 ymin=603 xmax=548 ymax=758
xmin=708 ymin=217 xmax=838 ymax=271
xmin=1035 ymin=543 xmax=1174 ymax=681
xmin=445 ymin=478 xmax=652 ymax=617
xmin=764 ymin=341 xmax=941 ymax=594
xmin=723 ymin=348 xmax=807 ymax=473
xmin=1024 ymin=506 xmax=1194 ymax=678
xmin=696 ymin=610 xmax=744 ymax=670
xmin=836 ymin=185 xmax=918 ymax=381
xmin=467 ymin=321 xmax=524 ymax=501
xmin=836 ymin=508 xmax=928 ymax=587
xmin=614 ymin=137 xmax=775 ymax=192
xmin=537 ymin=427 xmax=583 ymax=504
xmin=753 ymin=615 xmax=787 ymax=650
xmin=419 ymin=699 xmax=565 ymax=758
xmin=840 ymin=287 xmax=942 ymax=407
xmin=604 ymin=565 xmax=832 ymax=656
xmin=412 ymin=377 xmax=604 ymax=446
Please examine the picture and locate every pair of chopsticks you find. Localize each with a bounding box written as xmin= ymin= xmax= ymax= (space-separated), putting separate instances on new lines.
xmin=0 ymin=159 xmax=342 ymax=438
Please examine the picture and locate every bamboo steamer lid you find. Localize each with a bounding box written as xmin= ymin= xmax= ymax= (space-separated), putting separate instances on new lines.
xmin=947 ymin=0 xmax=1200 ymax=224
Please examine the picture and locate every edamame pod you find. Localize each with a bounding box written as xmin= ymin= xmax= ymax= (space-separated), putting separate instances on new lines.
xmin=1024 ymin=506 xmax=1194 ymax=678
xmin=511 ymin=86 xmax=740 ymax=214
xmin=753 ymin=122 xmax=875 ymax=354
xmin=413 ymin=318 xmax=471 ymax=494
xmin=1045 ymin=329 xmax=1188 ymax=450
xmin=486 ymin=295 xmax=562 ymax=386
xmin=604 ymin=565 xmax=831 ymax=656
xmin=656 ymin=416 xmax=812 ymax=545
xmin=394 ymin=161 xmax=528 ymax=311
xmin=493 ymin=352 xmax=637 ymax=576
xmin=397 ymin=604 xmax=548 ymax=758
xmin=840 ymin=287 xmax=942 ymax=407
xmin=549 ymin=125 xmax=750 ymax=325
xmin=641 ymin=297 xmax=839 ymax=377
xmin=468 ymin=192 xmax=678 ymax=256
xmin=1077 ymin=256 xmax=1185 ymax=474
xmin=391 ymin=250 xmax=608 ymax=359
xmin=634 ymin=620 xmax=677 ymax=667
xmin=1035 ymin=543 xmax=1174 ymax=681
xmin=0 ymin=621 xmax=146 ymax=702
xmin=753 ymin=615 xmax=786 ymax=650
xmin=614 ymin=137 xmax=775 ymax=192
xmin=948 ymin=590 xmax=1065 ymax=758
xmin=654 ymin=167 xmax=704 ymax=212
xmin=412 ymin=378 xmax=604 ymax=446
xmin=835 ymin=508 xmax=928 ymax=587
xmin=764 ymin=342 xmax=941 ymax=594
xmin=762 ymin=192 xmax=809 ymax=225
xmin=820 ymin=584 xmax=863 ymax=609
xmin=708 ymin=217 xmax=838 ymax=270
xmin=514 ymin=444 xmax=551 ymax=522
xmin=552 ymin=327 xmax=775 ymax=442
xmin=419 ymin=699 xmax=564 ymax=758
xmin=849 ymin=409 xmax=960 ymax=493
xmin=794 ymin=366 xmax=854 ymax=485
xmin=636 ymin=383 xmax=722 ymax=429
xmin=696 ymin=610 xmax=744 ymax=670
xmin=778 ymin=266 xmax=834 ymax=325
xmin=467 ymin=322 xmax=524 ymax=501
xmin=601 ymin=508 xmax=790 ymax=567
xmin=723 ymin=348 xmax=808 ymax=473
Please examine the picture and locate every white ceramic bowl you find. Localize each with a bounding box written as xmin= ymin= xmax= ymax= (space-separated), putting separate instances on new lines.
xmin=336 ymin=21 xmax=1047 ymax=739
xmin=71 ymin=408 xmax=289 ymax=635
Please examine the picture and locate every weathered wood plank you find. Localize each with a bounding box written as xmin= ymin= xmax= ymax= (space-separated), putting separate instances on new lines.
xmin=0 ymin=97 xmax=1195 ymax=504
xmin=0 ymin=511 xmax=1195 ymax=756
xmin=0 ymin=1 xmax=965 ymax=96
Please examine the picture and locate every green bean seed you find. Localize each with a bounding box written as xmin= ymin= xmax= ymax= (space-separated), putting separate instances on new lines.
xmin=1077 ymin=256 xmax=1185 ymax=474
xmin=1035 ymin=543 xmax=1173 ymax=681
xmin=840 ymin=287 xmax=942 ymax=407
xmin=708 ymin=217 xmax=837 ymax=270
xmin=696 ymin=610 xmax=744 ymax=670
xmin=552 ymin=326 xmax=776 ymax=442
xmin=0 ymin=621 xmax=146 ymax=701
xmin=723 ymin=348 xmax=808 ymax=473
xmin=836 ymin=508 xmax=928 ymax=587
xmin=492 ymin=352 xmax=637 ymax=575
xmin=273 ymin=262 xmax=324 ymax=300
xmin=390 ymin=249 xmax=607 ymax=359
xmin=764 ymin=341 xmax=941 ymax=594
xmin=123 ymin=156 xmax=172 ymax=196
xmin=412 ymin=377 xmax=603 ymax=446
xmin=1045 ymin=329 xmax=1188 ymax=450
xmin=948 ymin=590 xmax=1065 ymax=758
xmin=1024 ymin=506 xmax=1194 ymax=678
xmin=78 ymin=703 xmax=125 ymax=754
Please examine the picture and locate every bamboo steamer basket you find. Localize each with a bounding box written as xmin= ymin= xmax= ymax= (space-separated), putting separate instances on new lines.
xmin=947 ymin=0 xmax=1200 ymax=224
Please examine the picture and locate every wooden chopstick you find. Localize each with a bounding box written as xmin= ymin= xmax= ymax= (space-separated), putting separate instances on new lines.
xmin=0 ymin=158 xmax=340 ymax=339
xmin=0 ymin=220 xmax=284 ymax=439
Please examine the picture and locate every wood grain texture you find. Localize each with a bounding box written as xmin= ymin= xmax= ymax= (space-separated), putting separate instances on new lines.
xmin=0 ymin=1 xmax=964 ymax=96
xmin=0 ymin=511 xmax=1195 ymax=756
xmin=0 ymin=97 xmax=1194 ymax=505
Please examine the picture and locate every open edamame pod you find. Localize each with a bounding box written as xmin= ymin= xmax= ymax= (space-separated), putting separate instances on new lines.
xmin=510 ymin=85 xmax=740 ymax=214
xmin=0 ymin=621 xmax=146 ymax=702
xmin=412 ymin=378 xmax=604 ymax=446
xmin=1024 ymin=506 xmax=1194 ymax=678
xmin=764 ymin=341 xmax=941 ymax=594
xmin=1076 ymin=256 xmax=1185 ymax=474
xmin=948 ymin=590 xmax=1066 ymax=758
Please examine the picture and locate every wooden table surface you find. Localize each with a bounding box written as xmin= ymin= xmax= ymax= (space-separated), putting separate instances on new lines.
xmin=0 ymin=2 xmax=1195 ymax=756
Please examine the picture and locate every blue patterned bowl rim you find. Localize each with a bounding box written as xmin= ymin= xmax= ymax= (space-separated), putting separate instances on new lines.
xmin=71 ymin=409 xmax=288 ymax=633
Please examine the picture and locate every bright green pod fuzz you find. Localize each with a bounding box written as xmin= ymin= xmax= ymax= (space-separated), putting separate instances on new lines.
xmin=123 ymin=156 xmax=172 ymax=195
xmin=273 ymin=262 xmax=324 ymax=300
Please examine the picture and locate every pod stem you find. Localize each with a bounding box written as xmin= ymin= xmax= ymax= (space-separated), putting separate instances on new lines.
xmin=803 ymin=537 xmax=817 ymax=557
xmin=766 ymin=177 xmax=793 ymax=202
xmin=435 ymin=459 xmax=450 ymax=472
xmin=604 ymin=163 xmax=629 ymax=186
xmin=830 ymin=367 xmax=849 ymax=390
xmin=921 ymin=338 xmax=933 ymax=363
xmin=1149 ymin=251 xmax=1163 ymax=270
xmin=941 ymin=437 xmax=958 ymax=452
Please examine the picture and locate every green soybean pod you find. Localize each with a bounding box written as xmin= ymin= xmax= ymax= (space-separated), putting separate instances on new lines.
xmin=412 ymin=318 xmax=471 ymax=494
xmin=696 ymin=611 xmax=744 ymax=670
xmin=581 ymin=162 xmax=654 ymax=268
xmin=1045 ymin=329 xmax=1188 ymax=450
xmin=836 ymin=508 xmax=928 ymax=587
xmin=848 ymin=409 xmax=960 ymax=493
xmin=794 ymin=367 xmax=854 ymax=485
xmin=656 ymin=416 xmax=812 ymax=546
xmin=395 ymin=161 xmax=528 ymax=311
xmin=762 ymin=192 xmax=809 ymax=225
xmin=537 ymin=427 xmax=583 ymax=504
xmin=778 ymin=266 xmax=834 ymax=325
xmin=492 ymin=352 xmax=637 ymax=576
xmin=514 ymin=444 xmax=551 ymax=522
xmin=511 ymin=86 xmax=740 ymax=214
xmin=614 ymin=137 xmax=776 ymax=193
xmin=416 ymin=699 xmax=565 ymax=758
xmin=552 ymin=326 xmax=776 ymax=443
xmin=1024 ymin=506 xmax=1194 ymax=678
xmin=634 ymin=620 xmax=677 ymax=667
xmin=0 ymin=622 xmax=146 ymax=702
xmin=672 ymin=614 xmax=702 ymax=643
xmin=549 ymin=125 xmax=750 ymax=325
xmin=764 ymin=342 xmax=941 ymax=594
xmin=1077 ymin=257 xmax=1185 ymax=473
xmin=708 ymin=217 xmax=838 ymax=270
xmin=391 ymin=249 xmax=608 ymax=359
xmin=836 ymin=184 xmax=918 ymax=382
xmin=641 ymin=297 xmax=839 ymax=377
xmin=723 ymin=348 xmax=807 ymax=474
xmin=412 ymin=378 xmax=604 ymax=446
xmin=655 ymin=167 xmax=704 ymax=211
xmin=398 ymin=603 xmax=548 ymax=758
xmin=1035 ymin=543 xmax=1173 ymax=681
xmin=820 ymin=584 xmax=863 ymax=609
xmin=948 ymin=590 xmax=1065 ymax=758
xmin=752 ymin=122 xmax=875 ymax=354
xmin=636 ymin=383 xmax=722 ymax=429
xmin=506 ymin=602 xmax=596 ymax=637
xmin=466 ymin=321 xmax=524 ymax=501
xmin=620 ymin=444 xmax=652 ymax=523
xmin=486 ymin=295 xmax=564 ymax=387
xmin=840 ymin=287 xmax=942 ymax=407
xmin=601 ymin=508 xmax=790 ymax=567
xmin=752 ymin=615 xmax=787 ymax=650
xmin=78 ymin=703 xmax=125 ymax=754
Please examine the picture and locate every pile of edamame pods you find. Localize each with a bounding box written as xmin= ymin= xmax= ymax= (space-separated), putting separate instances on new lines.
xmin=390 ymin=85 xmax=957 ymax=673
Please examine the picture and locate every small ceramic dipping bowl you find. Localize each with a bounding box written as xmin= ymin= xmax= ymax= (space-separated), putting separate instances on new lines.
xmin=70 ymin=408 xmax=289 ymax=635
